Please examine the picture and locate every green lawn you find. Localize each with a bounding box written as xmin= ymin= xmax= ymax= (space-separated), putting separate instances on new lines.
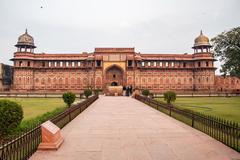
xmin=156 ymin=97 xmax=240 ymax=123
xmin=0 ymin=98 xmax=66 ymax=120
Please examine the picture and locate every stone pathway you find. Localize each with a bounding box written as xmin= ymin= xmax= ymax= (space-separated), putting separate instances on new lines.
xmin=30 ymin=96 xmax=240 ymax=160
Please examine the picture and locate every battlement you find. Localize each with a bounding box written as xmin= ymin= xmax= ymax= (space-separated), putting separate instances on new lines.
xmin=94 ymin=48 xmax=135 ymax=53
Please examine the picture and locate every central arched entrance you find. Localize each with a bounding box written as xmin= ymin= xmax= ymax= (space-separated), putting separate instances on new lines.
xmin=111 ymin=81 xmax=118 ymax=86
xmin=104 ymin=65 xmax=125 ymax=95
xmin=105 ymin=65 xmax=124 ymax=87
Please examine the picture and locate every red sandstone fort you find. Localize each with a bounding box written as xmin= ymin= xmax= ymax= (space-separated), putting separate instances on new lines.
xmin=0 ymin=30 xmax=239 ymax=93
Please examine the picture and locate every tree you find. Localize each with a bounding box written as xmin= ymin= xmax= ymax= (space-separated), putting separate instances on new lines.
xmin=0 ymin=100 xmax=23 ymax=137
xmin=84 ymin=89 xmax=92 ymax=98
xmin=163 ymin=91 xmax=176 ymax=105
xmin=62 ymin=92 xmax=76 ymax=107
xmin=211 ymin=27 xmax=240 ymax=78
xmin=142 ymin=89 xmax=150 ymax=97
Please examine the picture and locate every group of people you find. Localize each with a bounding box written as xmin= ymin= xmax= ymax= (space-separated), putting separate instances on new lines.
xmin=123 ymin=85 xmax=133 ymax=96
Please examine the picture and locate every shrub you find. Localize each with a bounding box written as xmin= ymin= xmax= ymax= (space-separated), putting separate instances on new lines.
xmin=142 ymin=89 xmax=150 ymax=97
xmin=93 ymin=88 xmax=102 ymax=95
xmin=163 ymin=91 xmax=176 ymax=105
xmin=62 ymin=92 xmax=76 ymax=107
xmin=15 ymin=107 xmax=66 ymax=133
xmin=84 ymin=89 xmax=92 ymax=98
xmin=0 ymin=100 xmax=23 ymax=137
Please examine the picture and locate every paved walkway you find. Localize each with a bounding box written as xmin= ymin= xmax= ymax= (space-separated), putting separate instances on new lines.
xmin=30 ymin=96 xmax=240 ymax=160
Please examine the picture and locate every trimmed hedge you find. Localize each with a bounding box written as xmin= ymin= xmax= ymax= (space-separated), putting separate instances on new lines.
xmin=163 ymin=91 xmax=177 ymax=104
xmin=0 ymin=100 xmax=23 ymax=137
xmin=84 ymin=89 xmax=92 ymax=98
xmin=142 ymin=89 xmax=150 ymax=97
xmin=62 ymin=92 xmax=76 ymax=107
xmin=10 ymin=107 xmax=67 ymax=136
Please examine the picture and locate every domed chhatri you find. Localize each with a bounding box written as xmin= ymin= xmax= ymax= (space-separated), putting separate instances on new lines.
xmin=192 ymin=30 xmax=212 ymax=53
xmin=15 ymin=29 xmax=36 ymax=53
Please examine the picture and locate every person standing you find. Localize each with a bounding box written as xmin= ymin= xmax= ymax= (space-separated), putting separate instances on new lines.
xmin=123 ymin=86 xmax=126 ymax=96
xmin=129 ymin=85 xmax=133 ymax=95
xmin=126 ymin=86 xmax=129 ymax=96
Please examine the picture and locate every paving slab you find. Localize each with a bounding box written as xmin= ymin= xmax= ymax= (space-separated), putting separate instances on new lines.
xmin=30 ymin=96 xmax=240 ymax=160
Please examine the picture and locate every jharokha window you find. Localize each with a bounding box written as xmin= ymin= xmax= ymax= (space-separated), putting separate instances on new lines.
xmin=183 ymin=62 xmax=186 ymax=67
xmin=128 ymin=60 xmax=133 ymax=67
xmin=96 ymin=60 xmax=101 ymax=67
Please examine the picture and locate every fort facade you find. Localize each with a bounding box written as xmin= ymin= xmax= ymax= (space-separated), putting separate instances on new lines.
xmin=6 ymin=30 xmax=239 ymax=93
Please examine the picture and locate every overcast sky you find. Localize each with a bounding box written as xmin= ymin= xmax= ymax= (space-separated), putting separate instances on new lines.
xmin=0 ymin=0 xmax=240 ymax=74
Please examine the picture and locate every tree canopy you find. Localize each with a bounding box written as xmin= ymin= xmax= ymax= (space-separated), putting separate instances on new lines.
xmin=211 ymin=27 xmax=240 ymax=78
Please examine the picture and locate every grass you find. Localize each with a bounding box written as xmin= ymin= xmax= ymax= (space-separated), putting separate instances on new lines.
xmin=0 ymin=98 xmax=66 ymax=120
xmin=155 ymin=97 xmax=240 ymax=123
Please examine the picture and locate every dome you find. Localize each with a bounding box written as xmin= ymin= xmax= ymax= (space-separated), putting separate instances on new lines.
xmin=193 ymin=30 xmax=211 ymax=48
xmin=15 ymin=29 xmax=36 ymax=48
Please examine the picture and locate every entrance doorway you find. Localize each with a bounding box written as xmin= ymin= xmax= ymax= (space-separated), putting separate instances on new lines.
xmin=105 ymin=65 xmax=123 ymax=87
xmin=111 ymin=82 xmax=118 ymax=86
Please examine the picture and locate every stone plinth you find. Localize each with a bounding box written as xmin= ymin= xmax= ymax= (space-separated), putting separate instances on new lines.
xmin=107 ymin=86 xmax=123 ymax=96
xmin=38 ymin=121 xmax=64 ymax=150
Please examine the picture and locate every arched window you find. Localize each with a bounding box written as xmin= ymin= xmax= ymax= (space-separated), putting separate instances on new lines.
xmin=166 ymin=78 xmax=169 ymax=84
xmin=41 ymin=78 xmax=45 ymax=85
xmin=148 ymin=78 xmax=151 ymax=83
xmin=178 ymin=78 xmax=181 ymax=84
xmin=171 ymin=78 xmax=175 ymax=84
xmin=59 ymin=78 xmax=63 ymax=84
xmin=77 ymin=77 xmax=82 ymax=84
xmin=96 ymin=77 xmax=101 ymax=85
xmin=71 ymin=77 xmax=75 ymax=84
xmin=27 ymin=77 xmax=30 ymax=84
xmin=48 ymin=78 xmax=51 ymax=84
xmin=83 ymin=78 xmax=88 ymax=84
xmin=65 ymin=78 xmax=69 ymax=84
xmin=159 ymin=62 xmax=162 ymax=67
xmin=160 ymin=78 xmax=163 ymax=83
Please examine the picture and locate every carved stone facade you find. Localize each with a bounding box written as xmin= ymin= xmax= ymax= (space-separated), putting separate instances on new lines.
xmin=215 ymin=76 xmax=240 ymax=93
xmin=10 ymin=30 xmax=240 ymax=93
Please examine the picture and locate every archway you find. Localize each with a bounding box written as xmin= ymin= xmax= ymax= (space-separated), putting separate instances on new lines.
xmin=111 ymin=82 xmax=118 ymax=86
xmin=105 ymin=65 xmax=124 ymax=87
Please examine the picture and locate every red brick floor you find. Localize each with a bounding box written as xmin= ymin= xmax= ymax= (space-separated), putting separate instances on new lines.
xmin=30 ymin=96 xmax=240 ymax=160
